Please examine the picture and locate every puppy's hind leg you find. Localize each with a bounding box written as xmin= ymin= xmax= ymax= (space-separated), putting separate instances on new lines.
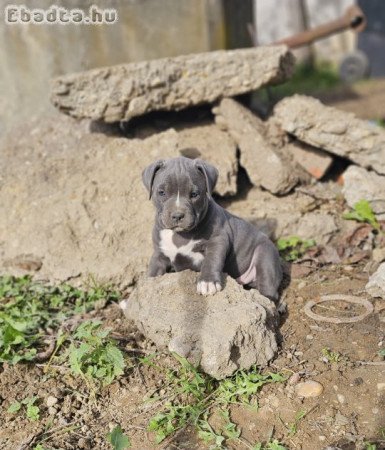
xmin=249 ymin=241 xmax=283 ymax=302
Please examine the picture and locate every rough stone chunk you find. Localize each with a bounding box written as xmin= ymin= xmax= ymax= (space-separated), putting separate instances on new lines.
xmin=287 ymin=141 xmax=333 ymax=180
xmin=366 ymin=262 xmax=385 ymax=299
xmin=342 ymin=166 xmax=385 ymax=220
xmin=51 ymin=46 xmax=294 ymax=122
xmin=177 ymin=124 xmax=238 ymax=196
xmin=213 ymin=98 xmax=298 ymax=194
xmin=273 ymin=95 xmax=385 ymax=175
xmin=120 ymin=271 xmax=278 ymax=379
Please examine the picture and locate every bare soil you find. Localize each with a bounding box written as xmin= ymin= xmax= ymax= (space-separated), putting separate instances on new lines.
xmin=0 ymin=262 xmax=384 ymax=450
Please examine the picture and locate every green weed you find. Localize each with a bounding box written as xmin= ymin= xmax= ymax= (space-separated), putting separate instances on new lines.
xmin=107 ymin=425 xmax=131 ymax=450
xmin=277 ymin=236 xmax=316 ymax=262
xmin=8 ymin=396 xmax=40 ymax=421
xmin=287 ymin=409 xmax=306 ymax=436
xmin=258 ymin=62 xmax=339 ymax=101
xmin=379 ymin=348 xmax=385 ymax=358
xmin=321 ymin=347 xmax=341 ymax=363
xmin=365 ymin=443 xmax=377 ymax=450
xmin=66 ymin=320 xmax=125 ymax=386
xmin=253 ymin=440 xmax=288 ymax=450
xmin=197 ymin=414 xmax=226 ymax=449
xmin=148 ymin=354 xmax=287 ymax=446
xmin=342 ymin=199 xmax=381 ymax=231
xmin=0 ymin=275 xmax=120 ymax=364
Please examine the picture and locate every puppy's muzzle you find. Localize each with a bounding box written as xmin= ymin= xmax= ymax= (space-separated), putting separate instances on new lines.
xmin=171 ymin=211 xmax=185 ymax=224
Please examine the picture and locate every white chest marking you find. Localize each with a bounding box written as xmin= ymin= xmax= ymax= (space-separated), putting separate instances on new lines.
xmin=159 ymin=229 xmax=204 ymax=266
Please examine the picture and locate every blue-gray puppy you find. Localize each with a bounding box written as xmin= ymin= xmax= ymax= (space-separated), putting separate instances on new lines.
xmin=142 ymin=156 xmax=282 ymax=301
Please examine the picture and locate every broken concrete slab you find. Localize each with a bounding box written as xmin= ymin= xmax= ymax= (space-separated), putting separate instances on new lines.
xmin=295 ymin=212 xmax=338 ymax=244
xmin=221 ymin=187 xmax=338 ymax=245
xmin=51 ymin=46 xmax=294 ymax=123
xmin=177 ymin=124 xmax=238 ymax=197
xmin=273 ymin=95 xmax=385 ymax=175
xmin=120 ymin=270 xmax=278 ymax=379
xmin=213 ymin=98 xmax=298 ymax=195
xmin=342 ymin=165 xmax=385 ymax=220
xmin=287 ymin=141 xmax=333 ymax=180
xmin=366 ymin=262 xmax=385 ymax=299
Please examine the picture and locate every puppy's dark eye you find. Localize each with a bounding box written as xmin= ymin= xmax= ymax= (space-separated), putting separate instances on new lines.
xmin=190 ymin=191 xmax=199 ymax=199
xmin=158 ymin=189 xmax=166 ymax=197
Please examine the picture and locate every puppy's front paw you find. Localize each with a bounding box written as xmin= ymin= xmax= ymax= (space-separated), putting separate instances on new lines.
xmin=197 ymin=280 xmax=222 ymax=296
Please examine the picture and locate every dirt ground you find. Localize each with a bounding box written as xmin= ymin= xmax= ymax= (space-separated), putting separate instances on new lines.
xmin=1 ymin=81 xmax=385 ymax=450
xmin=1 ymin=263 xmax=384 ymax=450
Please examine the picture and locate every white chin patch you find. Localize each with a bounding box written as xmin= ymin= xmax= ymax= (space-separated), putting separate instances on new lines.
xmin=197 ymin=281 xmax=222 ymax=296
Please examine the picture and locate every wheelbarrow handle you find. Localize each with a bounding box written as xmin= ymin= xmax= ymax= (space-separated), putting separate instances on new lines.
xmin=273 ymin=5 xmax=366 ymax=49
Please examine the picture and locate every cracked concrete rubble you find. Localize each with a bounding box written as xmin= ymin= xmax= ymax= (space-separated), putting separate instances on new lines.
xmin=120 ymin=271 xmax=278 ymax=379
xmin=213 ymin=98 xmax=299 ymax=195
xmin=342 ymin=165 xmax=385 ymax=220
xmin=366 ymin=262 xmax=385 ymax=299
xmin=51 ymin=46 xmax=294 ymax=122
xmin=273 ymin=94 xmax=385 ymax=175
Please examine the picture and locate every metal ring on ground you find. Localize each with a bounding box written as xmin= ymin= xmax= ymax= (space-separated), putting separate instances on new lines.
xmin=304 ymin=294 xmax=374 ymax=324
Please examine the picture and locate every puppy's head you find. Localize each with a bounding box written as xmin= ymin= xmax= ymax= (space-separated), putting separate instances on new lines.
xmin=142 ymin=155 xmax=218 ymax=232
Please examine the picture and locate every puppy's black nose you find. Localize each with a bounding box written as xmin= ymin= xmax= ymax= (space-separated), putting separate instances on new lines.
xmin=172 ymin=211 xmax=185 ymax=222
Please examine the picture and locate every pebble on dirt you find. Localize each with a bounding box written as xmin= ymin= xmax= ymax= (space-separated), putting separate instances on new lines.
xmin=295 ymin=380 xmax=324 ymax=398
xmin=366 ymin=262 xmax=385 ymax=299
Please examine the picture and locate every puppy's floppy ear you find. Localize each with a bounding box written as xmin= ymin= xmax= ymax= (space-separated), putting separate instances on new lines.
xmin=194 ymin=159 xmax=218 ymax=198
xmin=142 ymin=160 xmax=165 ymax=200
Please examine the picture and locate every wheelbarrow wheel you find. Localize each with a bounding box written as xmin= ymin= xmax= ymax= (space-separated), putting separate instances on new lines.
xmin=339 ymin=50 xmax=370 ymax=82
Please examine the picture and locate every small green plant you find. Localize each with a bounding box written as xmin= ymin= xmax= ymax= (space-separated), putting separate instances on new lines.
xmin=148 ymin=354 xmax=287 ymax=446
xmin=277 ymin=236 xmax=316 ymax=261
xmin=321 ymin=347 xmax=341 ymax=363
xmin=365 ymin=443 xmax=377 ymax=450
xmin=197 ymin=415 xmax=226 ymax=449
xmin=253 ymin=440 xmax=288 ymax=450
xmin=67 ymin=320 xmax=125 ymax=386
xmin=107 ymin=425 xmax=131 ymax=450
xmin=265 ymin=62 xmax=340 ymax=99
xmin=8 ymin=396 xmax=40 ymax=421
xmin=216 ymin=369 xmax=286 ymax=406
xmin=378 ymin=348 xmax=385 ymax=358
xmin=286 ymin=409 xmax=307 ymax=436
xmin=0 ymin=275 xmax=120 ymax=364
xmin=343 ymin=199 xmax=380 ymax=231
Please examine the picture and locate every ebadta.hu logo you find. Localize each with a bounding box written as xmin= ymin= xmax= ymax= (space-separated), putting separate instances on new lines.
xmin=4 ymin=4 xmax=118 ymax=25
